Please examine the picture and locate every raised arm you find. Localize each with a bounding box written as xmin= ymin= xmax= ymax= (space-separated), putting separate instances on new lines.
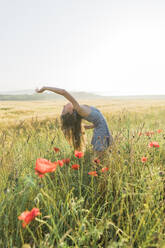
xmin=36 ymin=86 xmax=81 ymax=112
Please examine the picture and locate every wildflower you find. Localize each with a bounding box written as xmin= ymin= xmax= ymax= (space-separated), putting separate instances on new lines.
xmin=18 ymin=208 xmax=41 ymax=228
xmin=148 ymin=142 xmax=153 ymax=147
xmin=71 ymin=164 xmax=80 ymax=170
xmin=145 ymin=131 xmax=154 ymax=136
xmin=101 ymin=167 xmax=109 ymax=172
xmin=57 ymin=160 xmax=64 ymax=167
xmin=88 ymin=171 xmax=98 ymax=176
xmin=145 ymin=132 xmax=150 ymax=136
xmin=62 ymin=158 xmax=70 ymax=164
xmin=141 ymin=157 xmax=147 ymax=163
xmin=157 ymin=129 xmax=162 ymax=133
xmin=53 ymin=147 xmax=60 ymax=152
xmin=35 ymin=158 xmax=57 ymax=177
xmin=152 ymin=142 xmax=160 ymax=147
xmin=148 ymin=141 xmax=160 ymax=148
xmin=138 ymin=132 xmax=143 ymax=136
xmin=74 ymin=150 xmax=84 ymax=158
xmin=94 ymin=158 xmax=101 ymax=164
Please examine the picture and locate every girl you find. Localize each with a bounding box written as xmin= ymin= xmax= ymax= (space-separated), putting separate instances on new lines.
xmin=36 ymin=86 xmax=113 ymax=154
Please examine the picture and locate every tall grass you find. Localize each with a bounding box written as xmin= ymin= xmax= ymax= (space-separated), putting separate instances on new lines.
xmin=0 ymin=109 xmax=164 ymax=247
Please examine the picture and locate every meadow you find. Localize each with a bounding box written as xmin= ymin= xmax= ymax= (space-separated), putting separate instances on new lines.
xmin=0 ymin=99 xmax=164 ymax=248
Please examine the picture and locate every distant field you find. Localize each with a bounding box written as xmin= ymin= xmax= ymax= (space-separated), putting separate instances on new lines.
xmin=1 ymin=98 xmax=165 ymax=127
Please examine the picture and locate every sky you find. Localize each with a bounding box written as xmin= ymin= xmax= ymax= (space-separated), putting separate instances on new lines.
xmin=0 ymin=0 xmax=165 ymax=95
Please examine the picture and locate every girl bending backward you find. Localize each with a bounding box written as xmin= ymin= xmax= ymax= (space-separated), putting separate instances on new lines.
xmin=36 ymin=86 xmax=113 ymax=154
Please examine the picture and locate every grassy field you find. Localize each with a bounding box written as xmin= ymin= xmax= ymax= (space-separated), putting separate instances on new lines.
xmin=0 ymin=99 xmax=164 ymax=247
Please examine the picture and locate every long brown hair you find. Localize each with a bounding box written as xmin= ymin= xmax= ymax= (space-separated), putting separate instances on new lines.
xmin=61 ymin=110 xmax=86 ymax=151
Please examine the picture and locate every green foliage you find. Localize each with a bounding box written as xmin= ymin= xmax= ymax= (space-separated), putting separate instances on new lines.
xmin=0 ymin=110 xmax=164 ymax=247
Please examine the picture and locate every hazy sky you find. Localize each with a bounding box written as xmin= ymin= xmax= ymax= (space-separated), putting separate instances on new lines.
xmin=0 ymin=0 xmax=165 ymax=95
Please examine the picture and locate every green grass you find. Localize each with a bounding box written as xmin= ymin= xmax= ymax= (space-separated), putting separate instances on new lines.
xmin=0 ymin=109 xmax=164 ymax=248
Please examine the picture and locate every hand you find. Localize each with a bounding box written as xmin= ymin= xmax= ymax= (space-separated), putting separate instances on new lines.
xmin=35 ymin=87 xmax=46 ymax=93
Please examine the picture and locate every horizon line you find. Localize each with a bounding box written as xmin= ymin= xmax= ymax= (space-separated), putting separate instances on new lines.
xmin=0 ymin=90 xmax=165 ymax=98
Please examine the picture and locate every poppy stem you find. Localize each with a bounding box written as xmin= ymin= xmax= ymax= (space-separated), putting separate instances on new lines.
xmin=79 ymin=159 xmax=83 ymax=198
xmin=26 ymin=225 xmax=39 ymax=245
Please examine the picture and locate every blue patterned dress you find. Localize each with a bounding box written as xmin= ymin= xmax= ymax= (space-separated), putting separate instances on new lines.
xmin=83 ymin=106 xmax=113 ymax=151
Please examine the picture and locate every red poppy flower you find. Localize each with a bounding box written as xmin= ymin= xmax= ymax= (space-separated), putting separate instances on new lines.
xmin=157 ymin=129 xmax=162 ymax=133
xmin=145 ymin=131 xmax=155 ymax=137
xmin=148 ymin=142 xmax=153 ymax=147
xmin=94 ymin=158 xmax=101 ymax=164
xmin=88 ymin=171 xmax=98 ymax=176
xmin=148 ymin=141 xmax=160 ymax=148
xmin=74 ymin=150 xmax=84 ymax=158
xmin=71 ymin=164 xmax=80 ymax=170
xmin=101 ymin=167 xmax=109 ymax=172
xmin=53 ymin=147 xmax=60 ymax=152
xmin=57 ymin=160 xmax=64 ymax=167
xmin=141 ymin=156 xmax=147 ymax=163
xmin=35 ymin=158 xmax=57 ymax=177
xmin=62 ymin=158 xmax=70 ymax=165
xmin=18 ymin=208 xmax=41 ymax=228
xmin=152 ymin=142 xmax=160 ymax=147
